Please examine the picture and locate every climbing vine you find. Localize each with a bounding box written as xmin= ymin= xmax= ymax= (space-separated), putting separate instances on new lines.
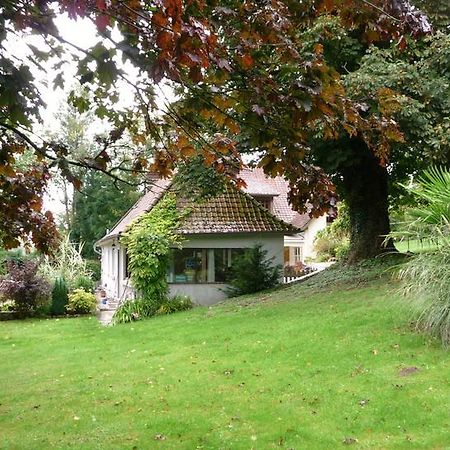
xmin=120 ymin=193 xmax=186 ymax=310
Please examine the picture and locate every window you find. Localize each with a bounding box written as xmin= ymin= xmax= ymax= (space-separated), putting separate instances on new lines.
xmin=171 ymin=248 xmax=208 ymax=283
xmin=294 ymin=246 xmax=303 ymax=263
xmin=253 ymin=196 xmax=273 ymax=211
xmin=124 ymin=250 xmax=130 ymax=279
xmin=214 ymin=248 xmax=244 ymax=282
xmin=169 ymin=248 xmax=244 ymax=284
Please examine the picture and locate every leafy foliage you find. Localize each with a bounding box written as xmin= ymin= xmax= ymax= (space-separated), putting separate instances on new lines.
xmin=173 ymin=156 xmax=227 ymax=201
xmin=120 ymin=193 xmax=187 ymax=310
xmin=71 ymin=171 xmax=140 ymax=258
xmin=156 ymin=295 xmax=194 ymax=316
xmin=390 ymin=167 xmax=450 ymax=244
xmin=112 ymin=298 xmax=156 ymax=325
xmin=226 ymin=245 xmax=281 ymax=297
xmin=398 ymin=249 xmax=450 ymax=347
xmin=0 ymin=0 xmax=435 ymax=256
xmin=314 ymin=203 xmax=350 ymax=261
xmin=50 ymin=277 xmax=69 ymax=316
xmin=0 ymin=260 xmax=51 ymax=316
xmin=113 ymin=294 xmax=194 ymax=324
xmin=85 ymin=259 xmax=101 ymax=282
xmin=392 ymin=167 xmax=450 ymax=347
xmin=66 ymin=289 xmax=97 ymax=315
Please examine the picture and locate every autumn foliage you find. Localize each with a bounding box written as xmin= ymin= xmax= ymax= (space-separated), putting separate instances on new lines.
xmin=0 ymin=0 xmax=434 ymax=252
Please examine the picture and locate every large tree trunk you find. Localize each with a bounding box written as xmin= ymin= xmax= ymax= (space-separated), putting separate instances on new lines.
xmin=340 ymin=139 xmax=396 ymax=263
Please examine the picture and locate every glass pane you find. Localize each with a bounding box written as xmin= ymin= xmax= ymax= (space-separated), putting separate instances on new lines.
xmin=171 ymin=248 xmax=208 ymax=283
xmin=214 ymin=248 xmax=244 ymax=283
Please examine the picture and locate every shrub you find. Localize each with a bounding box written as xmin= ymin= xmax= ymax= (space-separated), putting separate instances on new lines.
xmin=85 ymin=259 xmax=101 ymax=282
xmin=226 ymin=244 xmax=281 ymax=297
xmin=156 ymin=295 xmax=194 ymax=315
xmin=51 ymin=277 xmax=69 ymax=315
xmin=72 ymin=275 xmax=95 ymax=293
xmin=0 ymin=300 xmax=15 ymax=312
xmin=113 ymin=294 xmax=194 ymax=324
xmin=314 ymin=203 xmax=350 ymax=261
xmin=66 ymin=289 xmax=97 ymax=315
xmin=0 ymin=260 xmax=51 ymax=317
xmin=112 ymin=299 xmax=156 ymax=324
xmin=398 ymin=248 xmax=450 ymax=347
xmin=39 ymin=234 xmax=94 ymax=290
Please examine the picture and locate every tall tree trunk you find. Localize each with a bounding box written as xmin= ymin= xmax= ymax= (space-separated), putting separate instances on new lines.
xmin=340 ymin=139 xmax=396 ymax=263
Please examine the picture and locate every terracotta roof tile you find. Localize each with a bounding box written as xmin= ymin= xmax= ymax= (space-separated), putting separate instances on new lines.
xmin=176 ymin=185 xmax=295 ymax=234
xmin=240 ymin=168 xmax=311 ymax=230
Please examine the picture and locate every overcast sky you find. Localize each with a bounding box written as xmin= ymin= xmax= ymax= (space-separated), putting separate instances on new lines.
xmin=5 ymin=13 xmax=171 ymax=216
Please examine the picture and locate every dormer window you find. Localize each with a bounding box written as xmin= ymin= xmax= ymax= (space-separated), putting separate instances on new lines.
xmin=253 ymin=196 xmax=273 ymax=212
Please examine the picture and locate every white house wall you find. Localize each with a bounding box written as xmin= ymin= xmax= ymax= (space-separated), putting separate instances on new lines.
xmin=302 ymin=216 xmax=327 ymax=260
xmin=99 ymin=233 xmax=284 ymax=305
xmin=283 ymin=215 xmax=327 ymax=263
xmin=173 ymin=233 xmax=285 ymax=305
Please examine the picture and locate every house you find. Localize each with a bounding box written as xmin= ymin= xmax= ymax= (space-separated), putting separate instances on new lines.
xmin=239 ymin=168 xmax=328 ymax=267
xmin=96 ymin=169 xmax=328 ymax=305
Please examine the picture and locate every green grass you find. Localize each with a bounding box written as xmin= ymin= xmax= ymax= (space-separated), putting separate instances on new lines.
xmin=1 ymin=259 xmax=449 ymax=449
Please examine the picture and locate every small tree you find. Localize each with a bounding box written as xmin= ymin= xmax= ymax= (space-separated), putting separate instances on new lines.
xmin=226 ymin=244 xmax=281 ymax=297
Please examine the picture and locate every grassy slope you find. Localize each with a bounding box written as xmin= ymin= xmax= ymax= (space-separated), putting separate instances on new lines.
xmin=1 ymin=259 xmax=449 ymax=449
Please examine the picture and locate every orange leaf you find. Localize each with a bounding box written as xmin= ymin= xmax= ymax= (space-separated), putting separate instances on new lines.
xmin=180 ymin=145 xmax=196 ymax=157
xmin=240 ymin=53 xmax=254 ymax=69
xmin=156 ymin=31 xmax=173 ymax=50
xmin=314 ymin=43 xmax=324 ymax=55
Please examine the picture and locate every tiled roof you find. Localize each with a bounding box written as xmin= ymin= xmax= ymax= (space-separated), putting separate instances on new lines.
xmin=240 ymin=168 xmax=311 ymax=230
xmin=176 ymin=185 xmax=296 ymax=234
xmin=96 ymin=168 xmax=308 ymax=244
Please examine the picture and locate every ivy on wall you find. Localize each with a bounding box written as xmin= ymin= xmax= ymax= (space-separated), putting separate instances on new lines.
xmin=120 ymin=193 xmax=187 ymax=309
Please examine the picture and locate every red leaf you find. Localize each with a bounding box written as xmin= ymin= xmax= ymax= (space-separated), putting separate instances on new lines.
xmin=96 ymin=0 xmax=106 ymax=11
xmin=95 ymin=14 xmax=109 ymax=32
xmin=156 ymin=31 xmax=173 ymax=50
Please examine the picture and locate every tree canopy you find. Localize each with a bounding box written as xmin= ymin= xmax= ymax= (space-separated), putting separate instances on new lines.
xmin=0 ymin=0 xmax=440 ymax=258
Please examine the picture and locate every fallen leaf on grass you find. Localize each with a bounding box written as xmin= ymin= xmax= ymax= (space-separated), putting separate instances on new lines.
xmin=398 ymin=366 xmax=419 ymax=377
xmin=343 ymin=436 xmax=358 ymax=445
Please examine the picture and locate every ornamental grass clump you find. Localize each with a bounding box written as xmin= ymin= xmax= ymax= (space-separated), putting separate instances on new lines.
xmin=391 ymin=167 xmax=450 ymax=347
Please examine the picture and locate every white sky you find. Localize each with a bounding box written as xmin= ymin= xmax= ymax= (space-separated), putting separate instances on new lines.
xmin=4 ymin=14 xmax=174 ymax=216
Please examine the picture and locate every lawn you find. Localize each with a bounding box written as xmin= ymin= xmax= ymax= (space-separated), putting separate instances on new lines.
xmin=1 ymin=259 xmax=449 ymax=449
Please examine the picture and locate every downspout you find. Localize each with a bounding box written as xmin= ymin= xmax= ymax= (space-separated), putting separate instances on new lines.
xmin=116 ymin=241 xmax=120 ymax=299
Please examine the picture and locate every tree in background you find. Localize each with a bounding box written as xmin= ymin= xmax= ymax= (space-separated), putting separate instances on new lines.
xmin=71 ymin=170 xmax=139 ymax=258
xmin=47 ymin=99 xmax=96 ymax=230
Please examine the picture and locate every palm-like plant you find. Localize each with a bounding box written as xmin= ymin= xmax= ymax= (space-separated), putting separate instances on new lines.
xmin=392 ymin=167 xmax=450 ymax=347
xmin=391 ymin=166 xmax=450 ymax=246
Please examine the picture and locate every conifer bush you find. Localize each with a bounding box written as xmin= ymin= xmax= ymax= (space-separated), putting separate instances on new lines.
xmin=226 ymin=244 xmax=281 ymax=297
xmin=51 ymin=277 xmax=68 ymax=316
